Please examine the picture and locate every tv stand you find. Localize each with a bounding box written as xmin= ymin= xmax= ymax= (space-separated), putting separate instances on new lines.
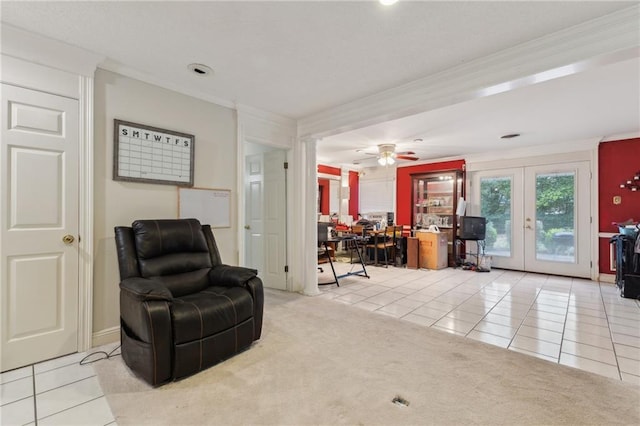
xmin=455 ymin=238 xmax=486 ymax=271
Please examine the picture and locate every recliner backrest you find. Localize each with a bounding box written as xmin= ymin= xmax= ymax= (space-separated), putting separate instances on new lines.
xmin=133 ymin=218 xmax=211 ymax=271
xmin=133 ymin=219 xmax=213 ymax=296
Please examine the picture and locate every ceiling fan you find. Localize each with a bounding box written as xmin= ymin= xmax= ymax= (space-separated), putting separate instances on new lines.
xmin=354 ymin=143 xmax=419 ymax=166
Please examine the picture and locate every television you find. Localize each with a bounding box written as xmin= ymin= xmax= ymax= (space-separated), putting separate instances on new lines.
xmin=459 ymin=216 xmax=486 ymax=240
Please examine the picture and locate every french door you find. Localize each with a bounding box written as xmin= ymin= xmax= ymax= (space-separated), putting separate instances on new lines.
xmin=472 ymin=161 xmax=591 ymax=278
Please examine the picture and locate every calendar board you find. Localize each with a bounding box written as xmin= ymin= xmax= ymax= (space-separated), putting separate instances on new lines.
xmin=114 ymin=119 xmax=194 ymax=186
xmin=178 ymin=187 xmax=231 ymax=228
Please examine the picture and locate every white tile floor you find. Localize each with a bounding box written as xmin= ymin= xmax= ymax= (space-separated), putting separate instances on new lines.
xmin=1 ymin=344 xmax=117 ymax=426
xmin=319 ymin=262 xmax=640 ymax=384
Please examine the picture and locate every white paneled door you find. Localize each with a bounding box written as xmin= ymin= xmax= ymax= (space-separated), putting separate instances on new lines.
xmin=1 ymin=84 xmax=79 ymax=372
xmin=245 ymin=154 xmax=265 ymax=277
xmin=244 ymin=150 xmax=287 ymax=290
xmin=473 ymin=161 xmax=591 ymax=278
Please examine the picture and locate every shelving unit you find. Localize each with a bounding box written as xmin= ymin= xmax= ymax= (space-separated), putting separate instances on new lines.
xmin=411 ymin=170 xmax=464 ymax=266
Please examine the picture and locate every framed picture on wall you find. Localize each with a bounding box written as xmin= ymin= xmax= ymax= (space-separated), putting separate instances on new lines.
xmin=113 ymin=119 xmax=195 ymax=186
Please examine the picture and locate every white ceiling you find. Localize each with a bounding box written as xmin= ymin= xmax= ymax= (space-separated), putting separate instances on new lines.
xmin=2 ymin=1 xmax=639 ymax=168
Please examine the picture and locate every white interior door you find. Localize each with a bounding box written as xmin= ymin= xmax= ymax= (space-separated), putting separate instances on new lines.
xmin=245 ymin=154 xmax=264 ymax=278
xmin=473 ymin=161 xmax=591 ymax=278
xmin=262 ymin=150 xmax=287 ymax=290
xmin=244 ymin=150 xmax=287 ymax=290
xmin=1 ymin=83 xmax=79 ymax=372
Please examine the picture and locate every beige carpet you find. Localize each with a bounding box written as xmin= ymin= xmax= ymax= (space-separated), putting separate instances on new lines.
xmin=95 ymin=289 xmax=640 ymax=425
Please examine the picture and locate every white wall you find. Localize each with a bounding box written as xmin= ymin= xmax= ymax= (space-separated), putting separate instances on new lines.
xmin=359 ymin=165 xmax=396 ymax=215
xmin=93 ymin=69 xmax=237 ymax=336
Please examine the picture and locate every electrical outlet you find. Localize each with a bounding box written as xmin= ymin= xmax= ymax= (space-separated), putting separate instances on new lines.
xmin=613 ymin=195 xmax=622 ymax=205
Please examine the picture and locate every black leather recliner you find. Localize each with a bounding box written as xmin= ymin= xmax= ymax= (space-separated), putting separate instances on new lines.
xmin=114 ymin=218 xmax=264 ymax=386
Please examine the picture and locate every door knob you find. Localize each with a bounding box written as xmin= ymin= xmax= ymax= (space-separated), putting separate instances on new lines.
xmin=244 ymin=225 xmax=250 ymax=230
xmin=62 ymin=234 xmax=75 ymax=244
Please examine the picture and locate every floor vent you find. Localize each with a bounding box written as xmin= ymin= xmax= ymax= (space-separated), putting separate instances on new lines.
xmin=392 ymin=395 xmax=409 ymax=407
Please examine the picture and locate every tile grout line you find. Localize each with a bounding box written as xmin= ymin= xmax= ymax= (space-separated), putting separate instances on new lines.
xmin=556 ymin=278 xmax=574 ymax=365
xmin=35 ymin=374 xmax=97 ymax=397
xmin=36 ymin=394 xmax=107 ymax=423
xmin=599 ymin=281 xmax=623 ymax=380
xmin=504 ymin=273 xmax=545 ymax=351
xmin=32 ymin=364 xmax=38 ymax=426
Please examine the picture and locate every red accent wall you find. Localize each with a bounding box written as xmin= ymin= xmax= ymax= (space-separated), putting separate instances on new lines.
xmin=318 ymin=164 xmax=341 ymax=176
xmin=396 ymin=160 xmax=466 ymax=226
xmin=318 ymin=178 xmax=330 ymax=214
xmin=348 ymin=171 xmax=359 ymax=219
xmin=598 ymin=138 xmax=640 ymax=274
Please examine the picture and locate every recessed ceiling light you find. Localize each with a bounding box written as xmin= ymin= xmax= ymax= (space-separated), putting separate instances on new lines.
xmin=413 ymin=138 xmax=423 ymax=143
xmin=500 ymin=133 xmax=521 ymax=139
xmin=187 ymin=63 xmax=214 ymax=76
xmin=379 ymin=0 xmax=399 ymax=5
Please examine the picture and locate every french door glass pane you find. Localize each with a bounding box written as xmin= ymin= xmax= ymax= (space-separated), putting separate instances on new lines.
xmin=535 ymin=172 xmax=575 ymax=263
xmin=480 ymin=177 xmax=511 ymax=257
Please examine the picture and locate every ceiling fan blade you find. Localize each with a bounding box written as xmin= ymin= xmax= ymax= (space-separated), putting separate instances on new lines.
xmin=397 ymin=155 xmax=419 ymax=161
xmin=396 ymin=151 xmax=415 ymax=155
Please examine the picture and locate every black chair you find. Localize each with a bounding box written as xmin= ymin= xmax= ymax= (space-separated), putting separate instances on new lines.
xmin=114 ymin=218 xmax=264 ymax=386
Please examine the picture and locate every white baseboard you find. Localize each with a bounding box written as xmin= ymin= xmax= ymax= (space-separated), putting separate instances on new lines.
xmin=599 ymin=273 xmax=616 ymax=284
xmin=92 ymin=326 xmax=120 ymax=348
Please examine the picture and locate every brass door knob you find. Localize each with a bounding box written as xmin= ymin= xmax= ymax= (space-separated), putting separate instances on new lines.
xmin=62 ymin=234 xmax=75 ymax=244
xmin=244 ymin=225 xmax=251 ymax=230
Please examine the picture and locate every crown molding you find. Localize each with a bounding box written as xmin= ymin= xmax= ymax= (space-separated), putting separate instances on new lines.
xmin=0 ymin=24 xmax=103 ymax=77
xmin=601 ymin=131 xmax=640 ymax=142
xmin=236 ymin=103 xmax=296 ymax=128
xmin=299 ymin=5 xmax=640 ymax=139
xmin=464 ymin=138 xmax=600 ymax=171
xmin=98 ymin=59 xmax=237 ymax=111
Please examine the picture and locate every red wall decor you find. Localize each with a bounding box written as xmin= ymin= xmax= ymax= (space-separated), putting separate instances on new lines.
xmin=348 ymin=170 xmax=359 ymax=219
xmin=396 ymin=159 xmax=466 ymax=226
xmin=318 ymin=164 xmax=341 ymax=176
xmin=318 ymin=164 xmax=359 ymax=221
xmin=598 ymin=138 xmax=640 ymax=274
xmin=318 ymin=178 xmax=330 ymax=214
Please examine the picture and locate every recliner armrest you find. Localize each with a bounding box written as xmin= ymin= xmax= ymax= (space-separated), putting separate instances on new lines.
xmin=208 ymin=265 xmax=258 ymax=287
xmin=120 ymin=277 xmax=173 ymax=301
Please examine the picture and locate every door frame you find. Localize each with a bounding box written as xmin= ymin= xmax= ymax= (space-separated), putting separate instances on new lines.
xmin=0 ymin=57 xmax=95 ymax=355
xmin=466 ymin=149 xmax=599 ymax=280
xmin=236 ymin=107 xmax=295 ymax=291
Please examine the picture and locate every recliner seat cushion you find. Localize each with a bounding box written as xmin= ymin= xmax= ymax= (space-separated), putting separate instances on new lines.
xmin=171 ymin=286 xmax=254 ymax=344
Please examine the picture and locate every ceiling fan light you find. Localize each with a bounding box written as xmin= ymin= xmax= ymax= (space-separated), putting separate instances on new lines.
xmin=378 ymin=152 xmax=395 ymax=166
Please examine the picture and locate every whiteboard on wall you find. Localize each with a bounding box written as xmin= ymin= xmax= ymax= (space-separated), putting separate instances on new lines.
xmin=178 ymin=187 xmax=231 ymax=228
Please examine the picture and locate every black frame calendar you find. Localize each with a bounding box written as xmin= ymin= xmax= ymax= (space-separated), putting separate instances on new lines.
xmin=113 ymin=119 xmax=195 ymax=187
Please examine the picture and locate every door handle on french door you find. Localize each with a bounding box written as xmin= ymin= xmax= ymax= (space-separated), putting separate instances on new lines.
xmin=244 ymin=225 xmax=250 ymax=230
xmin=525 ymin=225 xmax=533 ymax=229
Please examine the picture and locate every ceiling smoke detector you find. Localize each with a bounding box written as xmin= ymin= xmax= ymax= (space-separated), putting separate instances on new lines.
xmin=188 ymin=63 xmax=214 ymax=77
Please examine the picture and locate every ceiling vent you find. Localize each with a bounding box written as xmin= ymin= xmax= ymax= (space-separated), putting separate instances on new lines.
xmin=188 ymin=63 xmax=214 ymax=77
